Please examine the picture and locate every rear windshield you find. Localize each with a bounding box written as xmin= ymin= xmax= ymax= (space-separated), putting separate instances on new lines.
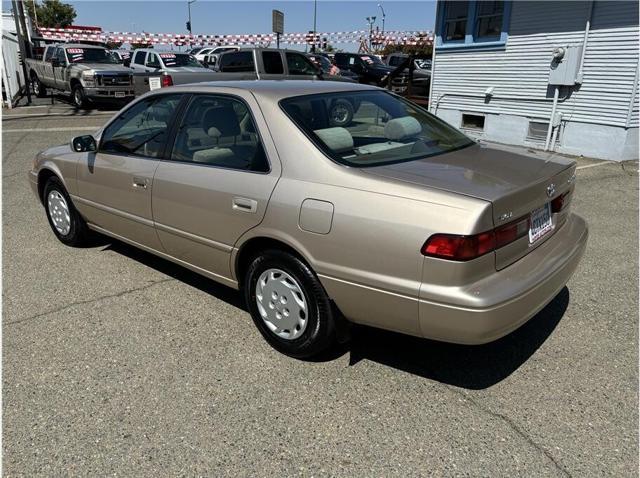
xmin=159 ymin=53 xmax=203 ymax=68
xmin=66 ymin=48 xmax=118 ymax=64
xmin=280 ymin=90 xmax=474 ymax=168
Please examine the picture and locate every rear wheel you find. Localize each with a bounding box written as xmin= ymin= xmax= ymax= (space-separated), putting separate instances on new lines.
xmin=244 ymin=249 xmax=337 ymax=358
xmin=31 ymin=73 xmax=47 ymax=97
xmin=43 ymin=177 xmax=90 ymax=247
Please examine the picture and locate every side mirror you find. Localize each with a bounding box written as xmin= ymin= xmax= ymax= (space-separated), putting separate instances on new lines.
xmin=71 ymin=135 xmax=97 ymax=152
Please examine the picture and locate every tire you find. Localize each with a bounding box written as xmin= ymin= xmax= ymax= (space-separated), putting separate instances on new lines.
xmin=244 ymin=249 xmax=337 ymax=358
xmin=328 ymin=98 xmax=354 ymax=127
xmin=43 ymin=176 xmax=90 ymax=247
xmin=31 ymin=73 xmax=47 ymax=98
xmin=72 ymin=84 xmax=87 ymax=109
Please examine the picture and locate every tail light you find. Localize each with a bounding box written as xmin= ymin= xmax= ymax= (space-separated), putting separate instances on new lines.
xmin=422 ymin=215 xmax=530 ymax=261
xmin=161 ymin=74 xmax=173 ymax=87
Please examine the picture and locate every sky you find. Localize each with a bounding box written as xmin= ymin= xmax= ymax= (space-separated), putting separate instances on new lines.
xmin=3 ymin=0 xmax=436 ymax=51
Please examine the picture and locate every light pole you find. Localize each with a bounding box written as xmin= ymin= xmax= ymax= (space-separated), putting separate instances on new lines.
xmin=365 ymin=16 xmax=376 ymax=51
xmin=378 ymin=3 xmax=386 ymax=37
xmin=187 ymin=0 xmax=196 ymax=35
xmin=312 ymin=0 xmax=317 ymax=53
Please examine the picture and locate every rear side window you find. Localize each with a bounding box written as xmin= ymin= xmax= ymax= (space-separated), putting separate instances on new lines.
xmin=171 ymin=95 xmax=269 ymax=172
xmin=219 ymin=51 xmax=254 ymax=72
xmin=285 ymin=52 xmax=317 ymax=75
xmin=44 ymin=47 xmax=55 ymax=61
xmin=133 ymin=50 xmax=146 ymax=65
xmin=262 ymin=51 xmax=284 ymax=74
xmin=100 ymin=94 xmax=183 ymax=158
xmin=145 ymin=53 xmax=160 ymax=68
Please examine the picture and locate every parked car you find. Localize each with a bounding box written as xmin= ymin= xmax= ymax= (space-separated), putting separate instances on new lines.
xmin=109 ymin=49 xmax=131 ymax=64
xmin=210 ymin=48 xmax=353 ymax=84
xmin=385 ymin=52 xmax=432 ymax=71
xmin=26 ymin=43 xmax=135 ymax=108
xmin=334 ymin=52 xmax=430 ymax=96
xmin=198 ymin=45 xmax=240 ymax=66
xmin=29 ymin=81 xmax=588 ymax=358
xmin=127 ymin=49 xmax=218 ymax=87
xmin=307 ymin=53 xmax=340 ymax=76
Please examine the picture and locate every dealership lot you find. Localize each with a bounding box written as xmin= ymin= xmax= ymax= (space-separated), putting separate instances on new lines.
xmin=2 ymin=105 xmax=638 ymax=476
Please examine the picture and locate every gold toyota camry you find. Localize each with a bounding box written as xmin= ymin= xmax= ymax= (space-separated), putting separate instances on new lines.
xmin=29 ymin=81 xmax=588 ymax=358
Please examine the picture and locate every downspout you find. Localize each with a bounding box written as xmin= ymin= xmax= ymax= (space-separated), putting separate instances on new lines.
xmin=576 ymin=0 xmax=594 ymax=84
xmin=625 ymin=62 xmax=639 ymax=128
xmin=428 ymin=1 xmax=439 ymax=113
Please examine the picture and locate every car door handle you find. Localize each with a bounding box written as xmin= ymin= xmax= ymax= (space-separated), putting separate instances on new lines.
xmin=232 ymin=197 xmax=257 ymax=213
xmin=132 ymin=176 xmax=148 ymax=189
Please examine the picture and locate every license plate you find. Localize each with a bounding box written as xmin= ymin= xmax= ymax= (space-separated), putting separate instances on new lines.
xmin=529 ymin=203 xmax=553 ymax=243
xmin=392 ymin=86 xmax=406 ymax=93
xmin=114 ymin=91 xmax=125 ymax=98
xmin=149 ymin=77 xmax=161 ymax=90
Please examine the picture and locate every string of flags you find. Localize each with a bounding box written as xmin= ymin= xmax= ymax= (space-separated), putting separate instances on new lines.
xmin=37 ymin=27 xmax=434 ymax=47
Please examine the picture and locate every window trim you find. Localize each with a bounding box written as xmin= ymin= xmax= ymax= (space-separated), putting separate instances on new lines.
xmin=163 ymin=92 xmax=272 ymax=175
xmin=436 ymin=1 xmax=512 ymax=50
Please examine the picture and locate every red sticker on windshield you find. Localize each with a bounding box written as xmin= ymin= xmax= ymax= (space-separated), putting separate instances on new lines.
xmin=67 ymin=48 xmax=84 ymax=54
xmin=160 ymin=53 xmax=176 ymax=58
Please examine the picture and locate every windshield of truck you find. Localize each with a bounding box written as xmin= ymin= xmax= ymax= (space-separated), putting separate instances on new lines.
xmin=66 ymin=48 xmax=119 ymax=64
xmin=159 ymin=53 xmax=203 ymax=68
xmin=281 ymin=90 xmax=474 ymax=167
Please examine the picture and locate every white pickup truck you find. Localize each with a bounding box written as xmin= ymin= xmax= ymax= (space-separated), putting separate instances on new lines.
xmin=26 ymin=43 xmax=135 ymax=108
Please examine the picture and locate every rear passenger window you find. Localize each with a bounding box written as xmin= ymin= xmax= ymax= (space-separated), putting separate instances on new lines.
xmin=262 ymin=51 xmax=284 ymax=74
xmin=219 ymin=51 xmax=255 ymax=72
xmin=45 ymin=47 xmax=55 ymax=61
xmin=171 ymin=95 xmax=269 ymax=172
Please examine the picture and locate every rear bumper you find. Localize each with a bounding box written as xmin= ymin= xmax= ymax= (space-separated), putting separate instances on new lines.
xmin=418 ymin=213 xmax=588 ymax=344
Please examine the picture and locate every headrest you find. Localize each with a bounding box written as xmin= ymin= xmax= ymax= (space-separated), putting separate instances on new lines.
xmin=314 ymin=127 xmax=354 ymax=153
xmin=202 ymin=105 xmax=240 ymax=137
xmin=384 ymin=116 xmax=422 ymax=141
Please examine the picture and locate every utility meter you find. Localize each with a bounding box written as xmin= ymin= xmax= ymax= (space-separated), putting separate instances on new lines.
xmin=549 ymin=45 xmax=582 ymax=86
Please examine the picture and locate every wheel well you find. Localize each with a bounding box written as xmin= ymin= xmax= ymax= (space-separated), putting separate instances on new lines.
xmin=235 ymin=237 xmax=308 ymax=288
xmin=37 ymin=169 xmax=58 ymax=204
xmin=30 ymin=69 xmax=37 ymax=79
xmin=70 ymin=78 xmax=80 ymax=88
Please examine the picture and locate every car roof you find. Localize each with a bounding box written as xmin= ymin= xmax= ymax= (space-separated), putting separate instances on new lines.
xmin=161 ymin=80 xmax=379 ymax=102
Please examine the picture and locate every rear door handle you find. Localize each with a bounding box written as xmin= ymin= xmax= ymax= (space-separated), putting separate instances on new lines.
xmin=132 ymin=176 xmax=148 ymax=189
xmin=232 ymin=197 xmax=257 ymax=213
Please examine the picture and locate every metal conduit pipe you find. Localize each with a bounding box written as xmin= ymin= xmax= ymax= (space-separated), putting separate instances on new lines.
xmin=544 ymin=86 xmax=560 ymax=151
xmin=433 ymin=90 xmax=571 ymax=116
xmin=576 ymin=0 xmax=594 ymax=84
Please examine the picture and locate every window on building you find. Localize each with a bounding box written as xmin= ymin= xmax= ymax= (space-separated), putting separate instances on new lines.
xmin=461 ymin=113 xmax=485 ymax=131
xmin=444 ymin=1 xmax=469 ymax=41
xmin=475 ymin=1 xmax=505 ymax=39
xmin=438 ymin=1 xmax=511 ymax=48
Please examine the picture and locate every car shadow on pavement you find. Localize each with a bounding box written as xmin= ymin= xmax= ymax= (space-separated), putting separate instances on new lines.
xmin=346 ymin=288 xmax=570 ymax=390
xmin=103 ymin=239 xmax=569 ymax=390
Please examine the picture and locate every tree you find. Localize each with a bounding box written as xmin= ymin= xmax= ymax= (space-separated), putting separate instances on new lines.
xmin=26 ymin=0 xmax=76 ymax=28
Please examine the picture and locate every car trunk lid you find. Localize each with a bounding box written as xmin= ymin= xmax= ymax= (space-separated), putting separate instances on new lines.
xmin=364 ymin=143 xmax=576 ymax=269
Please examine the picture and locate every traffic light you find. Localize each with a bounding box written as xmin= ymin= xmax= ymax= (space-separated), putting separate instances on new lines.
xmin=322 ymin=38 xmax=328 ymax=50
xmin=186 ymin=21 xmax=191 ymax=32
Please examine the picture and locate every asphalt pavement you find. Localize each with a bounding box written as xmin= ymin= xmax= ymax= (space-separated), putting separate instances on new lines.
xmin=2 ymin=101 xmax=638 ymax=477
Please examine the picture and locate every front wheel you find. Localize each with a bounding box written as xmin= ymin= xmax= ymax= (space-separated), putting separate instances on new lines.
xmin=72 ymin=84 xmax=87 ymax=109
xmin=43 ymin=177 xmax=90 ymax=247
xmin=244 ymin=250 xmax=337 ymax=358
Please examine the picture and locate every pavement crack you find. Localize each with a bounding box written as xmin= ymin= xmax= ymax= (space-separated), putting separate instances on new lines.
xmin=445 ymin=385 xmax=572 ymax=477
xmin=5 ymin=278 xmax=175 ymax=326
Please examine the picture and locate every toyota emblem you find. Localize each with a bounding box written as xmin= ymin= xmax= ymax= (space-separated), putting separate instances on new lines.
xmin=546 ymin=183 xmax=556 ymax=198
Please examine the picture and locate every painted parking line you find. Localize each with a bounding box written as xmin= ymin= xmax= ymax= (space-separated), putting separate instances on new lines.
xmin=3 ymin=127 xmax=99 ymax=133
xmin=576 ymin=161 xmax=611 ymax=170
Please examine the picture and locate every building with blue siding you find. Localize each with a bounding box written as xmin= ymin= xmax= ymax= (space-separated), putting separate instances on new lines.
xmin=429 ymin=1 xmax=639 ymax=161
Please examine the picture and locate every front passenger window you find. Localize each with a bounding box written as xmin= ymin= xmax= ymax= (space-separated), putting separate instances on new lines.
xmin=171 ymin=95 xmax=269 ymax=172
xmin=100 ymin=94 xmax=183 ymax=158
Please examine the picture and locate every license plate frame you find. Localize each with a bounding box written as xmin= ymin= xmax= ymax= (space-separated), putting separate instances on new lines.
xmin=529 ymin=203 xmax=553 ymax=243
xmin=114 ymin=91 xmax=125 ymax=98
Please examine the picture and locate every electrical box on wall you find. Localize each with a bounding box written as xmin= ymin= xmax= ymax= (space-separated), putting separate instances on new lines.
xmin=548 ymin=45 xmax=583 ymax=86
